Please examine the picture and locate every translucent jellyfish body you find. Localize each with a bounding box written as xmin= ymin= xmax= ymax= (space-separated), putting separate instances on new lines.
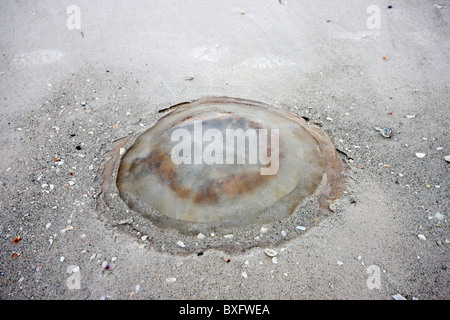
xmin=116 ymin=97 xmax=343 ymax=234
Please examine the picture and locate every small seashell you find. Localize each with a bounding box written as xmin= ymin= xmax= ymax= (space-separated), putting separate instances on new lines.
xmin=415 ymin=153 xmax=426 ymax=158
xmin=434 ymin=212 xmax=444 ymax=220
xmin=118 ymin=218 xmax=133 ymax=225
xmin=271 ymin=257 xmax=278 ymax=264
xmin=444 ymin=155 xmax=450 ymax=163
xmin=418 ymin=234 xmax=426 ymax=241
xmin=197 ymin=233 xmax=205 ymax=239
xmin=223 ymin=234 xmax=234 ymax=239
xmin=393 ymin=294 xmax=407 ymax=300
xmin=176 ymin=240 xmax=186 ymax=247
xmin=337 ymin=261 xmax=344 ymax=266
xmin=264 ymin=248 xmax=277 ymax=257
xmin=381 ymin=128 xmax=392 ymax=138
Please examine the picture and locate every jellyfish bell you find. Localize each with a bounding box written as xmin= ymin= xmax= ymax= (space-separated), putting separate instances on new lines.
xmin=114 ymin=97 xmax=344 ymax=236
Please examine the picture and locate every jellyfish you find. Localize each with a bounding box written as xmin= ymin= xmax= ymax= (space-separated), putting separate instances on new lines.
xmin=116 ymin=97 xmax=343 ymax=234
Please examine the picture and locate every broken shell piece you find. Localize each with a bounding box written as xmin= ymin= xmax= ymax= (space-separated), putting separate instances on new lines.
xmin=105 ymin=262 xmax=115 ymax=270
xmin=415 ymin=153 xmax=426 ymax=159
xmin=176 ymin=240 xmax=186 ymax=247
xmin=381 ymin=128 xmax=392 ymax=138
xmin=418 ymin=234 xmax=426 ymax=241
xmin=375 ymin=127 xmax=392 ymax=138
xmin=264 ymin=248 xmax=277 ymax=257
xmin=434 ymin=212 xmax=444 ymax=220
xmin=444 ymin=155 xmax=450 ymax=163
xmin=118 ymin=217 xmax=133 ymax=225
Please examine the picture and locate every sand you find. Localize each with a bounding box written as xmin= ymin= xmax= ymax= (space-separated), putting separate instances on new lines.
xmin=0 ymin=0 xmax=448 ymax=300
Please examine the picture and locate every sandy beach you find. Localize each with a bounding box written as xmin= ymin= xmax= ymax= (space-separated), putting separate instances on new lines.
xmin=0 ymin=0 xmax=448 ymax=301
